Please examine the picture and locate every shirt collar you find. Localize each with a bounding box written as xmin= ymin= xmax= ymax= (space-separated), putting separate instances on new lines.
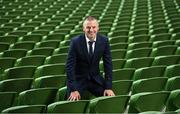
xmin=85 ymin=34 xmax=96 ymax=43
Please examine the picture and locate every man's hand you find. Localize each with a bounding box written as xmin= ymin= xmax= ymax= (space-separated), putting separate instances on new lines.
xmin=68 ymin=91 xmax=81 ymax=101
xmin=103 ymin=89 xmax=115 ymax=96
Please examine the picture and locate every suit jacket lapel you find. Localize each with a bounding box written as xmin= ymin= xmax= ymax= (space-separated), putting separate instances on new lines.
xmin=91 ymin=35 xmax=100 ymax=63
xmin=81 ymin=34 xmax=91 ymax=63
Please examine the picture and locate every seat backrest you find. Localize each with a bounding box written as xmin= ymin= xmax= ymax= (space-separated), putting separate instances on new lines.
xmin=88 ymin=95 xmax=130 ymax=113
xmin=132 ymin=77 xmax=168 ymax=94
xmin=125 ymin=57 xmax=154 ymax=69
xmin=134 ymin=66 xmax=166 ymax=80
xmin=33 ymin=75 xmax=66 ymax=88
xmin=0 ymin=92 xmax=17 ymax=112
xmin=129 ymin=91 xmax=170 ymax=113
xmin=113 ymin=68 xmax=135 ymax=80
xmin=152 ymin=55 xmax=180 ymax=66
xmin=34 ymin=63 xmax=65 ymax=78
xmin=166 ymin=89 xmax=180 ymax=111
xmin=15 ymin=55 xmax=46 ymax=67
xmin=1 ymin=105 xmax=46 ymax=113
xmin=112 ymin=80 xmax=133 ymax=95
xmin=164 ymin=64 xmax=180 ymax=78
xmin=165 ymin=76 xmax=180 ymax=91
xmin=18 ymin=88 xmax=58 ymax=105
xmin=47 ymin=100 xmax=89 ymax=113
xmin=0 ymin=78 xmax=33 ymax=93
xmin=3 ymin=66 xmax=36 ymax=79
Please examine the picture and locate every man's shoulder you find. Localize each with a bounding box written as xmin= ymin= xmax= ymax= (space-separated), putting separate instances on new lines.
xmin=97 ymin=33 xmax=109 ymax=41
xmin=71 ymin=33 xmax=84 ymax=41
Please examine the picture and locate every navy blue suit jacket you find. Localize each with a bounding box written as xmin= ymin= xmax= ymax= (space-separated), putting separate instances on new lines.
xmin=66 ymin=33 xmax=113 ymax=93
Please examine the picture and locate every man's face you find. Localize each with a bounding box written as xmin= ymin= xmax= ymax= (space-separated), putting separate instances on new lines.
xmin=83 ymin=20 xmax=99 ymax=40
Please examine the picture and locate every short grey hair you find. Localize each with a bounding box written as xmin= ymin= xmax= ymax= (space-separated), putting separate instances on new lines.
xmin=83 ymin=16 xmax=99 ymax=28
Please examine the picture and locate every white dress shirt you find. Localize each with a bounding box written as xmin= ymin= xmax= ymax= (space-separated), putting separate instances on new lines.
xmin=85 ymin=35 xmax=96 ymax=53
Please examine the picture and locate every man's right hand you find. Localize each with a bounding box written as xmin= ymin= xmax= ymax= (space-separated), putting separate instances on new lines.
xmin=68 ymin=91 xmax=81 ymax=101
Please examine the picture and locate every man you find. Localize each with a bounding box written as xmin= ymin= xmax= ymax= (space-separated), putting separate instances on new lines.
xmin=66 ymin=16 xmax=115 ymax=101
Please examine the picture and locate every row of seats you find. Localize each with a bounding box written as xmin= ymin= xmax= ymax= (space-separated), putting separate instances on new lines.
xmin=0 ymin=35 xmax=179 ymax=49
xmin=0 ymin=0 xmax=179 ymax=113
xmin=0 ymin=55 xmax=179 ymax=79
xmin=0 ymin=70 xmax=179 ymax=94
xmin=0 ymin=88 xmax=180 ymax=113
xmin=0 ymin=0 xmax=179 ymax=39
xmin=0 ymin=44 xmax=179 ymax=60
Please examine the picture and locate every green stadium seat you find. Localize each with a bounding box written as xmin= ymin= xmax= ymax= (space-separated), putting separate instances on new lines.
xmin=128 ymin=42 xmax=152 ymax=50
xmin=0 ymin=92 xmax=17 ymax=112
xmin=1 ymin=105 xmax=46 ymax=113
xmin=37 ymin=25 xmax=55 ymax=31
xmin=171 ymin=33 xmax=180 ymax=40
xmin=112 ymin=80 xmax=133 ymax=95
xmin=112 ymin=68 xmax=135 ymax=81
xmin=133 ymin=66 xmax=166 ymax=80
xmin=150 ymin=27 xmax=169 ymax=35
xmin=8 ymin=30 xmax=28 ymax=37
xmin=150 ymin=45 xmax=177 ymax=57
xmin=17 ymin=26 xmax=35 ymax=32
xmin=124 ymin=57 xmax=154 ymax=69
xmin=53 ymin=46 xmax=69 ymax=54
xmin=4 ymin=22 xmax=22 ymax=28
xmin=110 ymin=42 xmax=128 ymax=50
xmin=166 ymin=89 xmax=180 ymax=111
xmin=109 ymin=36 xmax=129 ymax=43
xmin=165 ymin=76 xmax=180 ymax=91
xmin=164 ymin=64 xmax=180 ymax=78
xmin=132 ymin=77 xmax=168 ymax=94
xmin=35 ymin=40 xmax=60 ymax=49
xmin=128 ymin=34 xmax=150 ymax=43
xmin=55 ymin=86 xmax=67 ymax=101
xmin=45 ymin=53 xmax=67 ymax=64
xmin=1 ymin=49 xmax=27 ymax=59
xmin=0 ymin=35 xmax=18 ymax=44
xmin=34 ymin=63 xmax=65 ymax=78
xmin=10 ymin=41 xmax=35 ymax=50
xmin=111 ymin=49 xmax=126 ymax=59
xmin=33 ymin=75 xmax=66 ymax=88
xmin=152 ymin=40 xmax=175 ymax=48
xmin=15 ymin=55 xmax=46 ymax=67
xmin=60 ymin=40 xmax=71 ymax=47
xmin=44 ymin=33 xmax=65 ymax=41
xmin=3 ymin=66 xmax=36 ymax=79
xmin=18 ymin=88 xmax=58 ymax=105
xmin=152 ymin=55 xmax=180 ymax=66
xmin=0 ymin=42 xmax=9 ymax=53
xmin=47 ymin=100 xmax=89 ymax=113
xmin=20 ymin=34 xmax=43 ymax=42
xmin=150 ymin=33 xmax=171 ymax=41
xmin=129 ymin=91 xmax=170 ymax=113
xmin=31 ymin=29 xmax=50 ymax=36
xmin=0 ymin=26 xmax=13 ymax=34
xmin=0 ymin=78 xmax=33 ymax=93
xmin=112 ymin=59 xmax=126 ymax=70
xmin=0 ymin=57 xmax=16 ymax=72
xmin=88 ymin=95 xmax=130 ymax=113
xmin=129 ymin=28 xmax=149 ymax=36
xmin=27 ymin=47 xmax=54 ymax=57
xmin=125 ymin=48 xmax=152 ymax=59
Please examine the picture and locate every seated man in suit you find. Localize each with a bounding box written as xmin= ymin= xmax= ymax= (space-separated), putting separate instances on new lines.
xmin=66 ymin=16 xmax=115 ymax=101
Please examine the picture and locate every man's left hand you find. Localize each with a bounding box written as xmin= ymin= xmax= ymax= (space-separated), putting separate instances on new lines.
xmin=103 ymin=89 xmax=115 ymax=96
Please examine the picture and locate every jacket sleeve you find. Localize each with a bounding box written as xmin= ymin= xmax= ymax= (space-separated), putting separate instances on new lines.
xmin=103 ymin=38 xmax=113 ymax=89
xmin=66 ymin=39 xmax=78 ymax=92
